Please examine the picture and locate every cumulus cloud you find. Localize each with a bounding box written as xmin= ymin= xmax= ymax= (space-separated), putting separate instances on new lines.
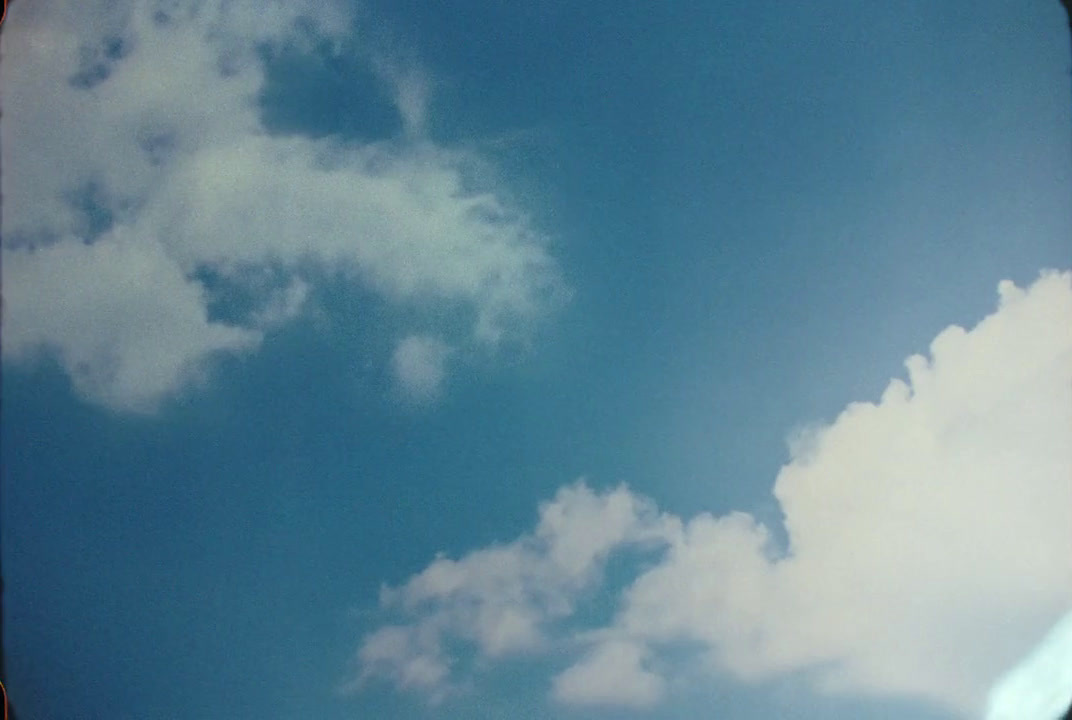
xmin=1 ymin=0 xmax=565 ymax=411
xmin=355 ymin=271 xmax=1072 ymax=715
xmin=350 ymin=623 xmax=452 ymax=702
xmin=1 ymin=229 xmax=260 ymax=412
xmin=351 ymin=483 xmax=677 ymax=696
xmin=551 ymin=639 xmax=665 ymax=708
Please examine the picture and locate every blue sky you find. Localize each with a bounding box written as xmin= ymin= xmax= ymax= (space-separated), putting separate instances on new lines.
xmin=2 ymin=1 xmax=1071 ymax=718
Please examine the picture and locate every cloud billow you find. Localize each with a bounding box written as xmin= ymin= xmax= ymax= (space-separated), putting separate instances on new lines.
xmin=1 ymin=0 xmax=566 ymax=412
xmin=353 ymin=271 xmax=1072 ymax=717
xmin=352 ymin=483 xmax=679 ymax=701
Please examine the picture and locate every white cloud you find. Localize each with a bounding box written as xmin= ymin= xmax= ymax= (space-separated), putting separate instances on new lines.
xmin=1 ymin=0 xmax=565 ymax=411
xmin=551 ymin=639 xmax=665 ymax=708
xmin=370 ymin=57 xmax=430 ymax=138
xmin=355 ymin=271 xmax=1072 ymax=715
xmin=250 ymin=278 xmax=310 ymax=329
xmin=598 ymin=270 xmax=1072 ymax=715
xmin=351 ymin=623 xmax=452 ymax=702
xmin=145 ymin=135 xmax=564 ymax=333
xmin=351 ymin=482 xmax=677 ymax=696
xmin=391 ymin=335 xmax=453 ymax=404
xmin=1 ymin=229 xmax=259 ymax=413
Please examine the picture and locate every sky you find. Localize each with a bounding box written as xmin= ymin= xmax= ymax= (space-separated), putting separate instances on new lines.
xmin=1 ymin=1 xmax=1071 ymax=719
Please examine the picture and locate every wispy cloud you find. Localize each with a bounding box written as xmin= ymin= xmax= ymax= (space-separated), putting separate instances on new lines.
xmin=354 ymin=271 xmax=1072 ymax=716
xmin=1 ymin=0 xmax=566 ymax=412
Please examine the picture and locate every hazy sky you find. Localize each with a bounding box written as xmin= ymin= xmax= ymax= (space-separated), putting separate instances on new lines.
xmin=2 ymin=1 xmax=1070 ymax=718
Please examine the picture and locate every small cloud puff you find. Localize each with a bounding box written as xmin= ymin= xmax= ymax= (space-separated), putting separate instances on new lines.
xmin=391 ymin=335 xmax=453 ymax=404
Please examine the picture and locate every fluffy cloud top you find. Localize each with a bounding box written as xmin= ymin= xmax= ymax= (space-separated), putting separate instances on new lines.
xmin=1 ymin=0 xmax=565 ymax=412
xmin=353 ymin=271 xmax=1072 ymax=715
